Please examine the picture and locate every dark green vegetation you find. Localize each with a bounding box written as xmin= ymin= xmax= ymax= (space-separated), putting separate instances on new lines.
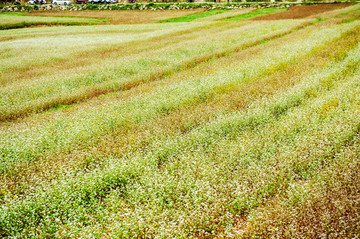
xmin=224 ymin=7 xmax=287 ymax=21
xmin=0 ymin=4 xmax=359 ymax=238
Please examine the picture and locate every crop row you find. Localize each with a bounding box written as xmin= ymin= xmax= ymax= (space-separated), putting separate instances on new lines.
xmin=1 ymin=6 xmax=359 ymax=237
xmin=0 ymin=20 xmax=306 ymax=121
xmin=1 ymin=34 xmax=360 ymax=237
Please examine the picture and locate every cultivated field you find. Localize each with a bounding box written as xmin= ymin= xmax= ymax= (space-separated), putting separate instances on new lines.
xmin=1 ymin=4 xmax=360 ymax=237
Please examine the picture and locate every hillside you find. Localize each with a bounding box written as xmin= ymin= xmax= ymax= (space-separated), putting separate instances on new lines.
xmin=0 ymin=4 xmax=360 ymax=237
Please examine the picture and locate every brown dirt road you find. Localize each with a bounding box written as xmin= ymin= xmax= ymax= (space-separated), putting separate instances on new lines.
xmin=253 ymin=3 xmax=353 ymax=20
xmin=28 ymin=9 xmax=205 ymax=24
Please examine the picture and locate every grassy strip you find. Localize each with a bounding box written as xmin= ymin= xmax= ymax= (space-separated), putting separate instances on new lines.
xmin=0 ymin=21 xmax=102 ymax=30
xmin=224 ymin=7 xmax=287 ymax=21
xmin=337 ymin=6 xmax=360 ymax=22
xmin=160 ymin=9 xmax=229 ymax=23
xmin=340 ymin=6 xmax=360 ymax=15
xmin=0 ymin=13 xmax=106 ymax=30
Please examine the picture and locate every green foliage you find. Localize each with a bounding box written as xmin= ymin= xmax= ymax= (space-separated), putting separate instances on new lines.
xmin=224 ymin=7 xmax=287 ymax=21
xmin=85 ymin=3 xmax=100 ymax=10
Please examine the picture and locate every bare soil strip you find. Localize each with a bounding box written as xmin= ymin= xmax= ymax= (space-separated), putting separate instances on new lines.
xmin=28 ymin=10 xmax=205 ymax=24
xmin=253 ymin=3 xmax=352 ymax=20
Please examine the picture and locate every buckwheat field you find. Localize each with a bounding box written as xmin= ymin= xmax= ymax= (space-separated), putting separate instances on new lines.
xmin=0 ymin=3 xmax=359 ymax=237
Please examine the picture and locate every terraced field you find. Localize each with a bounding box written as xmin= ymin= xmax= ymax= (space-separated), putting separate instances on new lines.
xmin=1 ymin=4 xmax=360 ymax=237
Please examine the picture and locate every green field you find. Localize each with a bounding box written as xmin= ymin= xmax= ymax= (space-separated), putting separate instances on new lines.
xmin=224 ymin=7 xmax=287 ymax=21
xmin=0 ymin=12 xmax=107 ymax=30
xmin=1 ymin=4 xmax=360 ymax=237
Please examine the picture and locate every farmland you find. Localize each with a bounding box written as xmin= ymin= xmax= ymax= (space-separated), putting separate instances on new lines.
xmin=1 ymin=3 xmax=360 ymax=237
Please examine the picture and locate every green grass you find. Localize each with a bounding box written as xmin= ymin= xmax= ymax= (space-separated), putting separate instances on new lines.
xmin=0 ymin=12 xmax=107 ymax=30
xmin=224 ymin=7 xmax=287 ymax=21
xmin=160 ymin=9 xmax=230 ymax=23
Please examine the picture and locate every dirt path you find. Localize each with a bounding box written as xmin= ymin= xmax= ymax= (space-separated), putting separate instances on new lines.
xmin=253 ymin=3 xmax=352 ymax=20
xmin=28 ymin=9 xmax=205 ymax=24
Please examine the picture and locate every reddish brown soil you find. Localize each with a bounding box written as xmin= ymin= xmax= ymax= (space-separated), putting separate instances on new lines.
xmin=28 ymin=10 xmax=205 ymax=24
xmin=253 ymin=3 xmax=352 ymax=20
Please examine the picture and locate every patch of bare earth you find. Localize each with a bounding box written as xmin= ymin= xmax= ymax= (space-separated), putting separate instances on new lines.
xmin=28 ymin=9 xmax=205 ymax=24
xmin=253 ymin=3 xmax=352 ymax=20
